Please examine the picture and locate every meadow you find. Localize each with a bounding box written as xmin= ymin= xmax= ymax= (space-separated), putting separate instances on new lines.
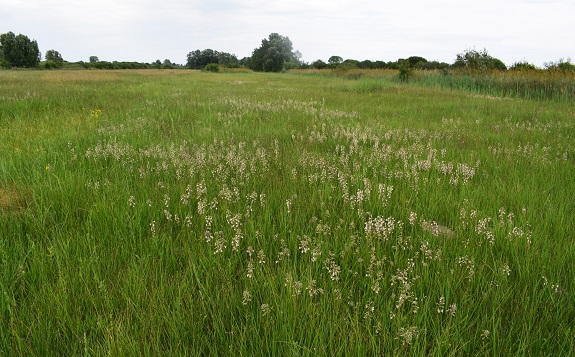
xmin=0 ymin=69 xmax=574 ymax=355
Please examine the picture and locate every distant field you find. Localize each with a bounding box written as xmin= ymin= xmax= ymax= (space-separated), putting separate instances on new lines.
xmin=1 ymin=69 xmax=574 ymax=355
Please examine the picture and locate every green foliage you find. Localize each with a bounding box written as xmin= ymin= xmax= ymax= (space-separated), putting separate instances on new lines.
xmin=311 ymin=59 xmax=328 ymax=69
xmin=407 ymin=56 xmax=427 ymax=67
xmin=545 ymin=58 xmax=575 ymax=72
xmin=43 ymin=60 xmax=64 ymax=69
xmin=0 ymin=31 xmax=41 ymax=67
xmin=509 ymin=61 xmax=537 ymax=71
xmin=399 ymin=68 xmax=575 ymax=101
xmin=203 ymin=63 xmax=220 ymax=72
xmin=453 ymin=48 xmax=507 ymax=72
xmin=45 ymin=49 xmax=64 ymax=62
xmin=0 ymin=58 xmax=10 ymax=69
xmin=162 ymin=59 xmax=174 ymax=69
xmin=328 ymin=55 xmax=343 ymax=65
xmin=89 ymin=55 xmax=99 ymax=63
xmin=249 ymin=33 xmax=299 ymax=72
xmin=186 ymin=49 xmax=238 ymax=69
xmin=398 ymin=60 xmax=413 ymax=82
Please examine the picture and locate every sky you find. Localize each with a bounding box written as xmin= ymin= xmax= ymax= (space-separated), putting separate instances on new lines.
xmin=1 ymin=0 xmax=574 ymax=67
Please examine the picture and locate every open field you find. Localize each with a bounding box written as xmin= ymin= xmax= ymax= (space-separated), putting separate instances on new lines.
xmin=1 ymin=69 xmax=574 ymax=355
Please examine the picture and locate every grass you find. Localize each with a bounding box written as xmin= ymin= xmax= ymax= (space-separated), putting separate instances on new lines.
xmin=1 ymin=69 xmax=574 ymax=355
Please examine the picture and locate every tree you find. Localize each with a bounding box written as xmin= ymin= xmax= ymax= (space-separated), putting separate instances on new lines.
xmin=45 ymin=49 xmax=64 ymax=62
xmin=89 ymin=56 xmax=99 ymax=63
xmin=398 ymin=60 xmax=413 ymax=82
xmin=0 ymin=31 xmax=41 ymax=68
xmin=452 ymin=48 xmax=506 ymax=71
xmin=311 ymin=59 xmax=328 ymax=69
xmin=186 ymin=49 xmax=238 ymax=69
xmin=407 ymin=56 xmax=427 ymax=67
xmin=162 ymin=59 xmax=174 ymax=69
xmin=328 ymin=56 xmax=343 ymax=65
xmin=544 ymin=58 xmax=575 ymax=72
xmin=249 ymin=33 xmax=298 ymax=72
xmin=358 ymin=60 xmax=374 ymax=69
xmin=509 ymin=61 xmax=536 ymax=71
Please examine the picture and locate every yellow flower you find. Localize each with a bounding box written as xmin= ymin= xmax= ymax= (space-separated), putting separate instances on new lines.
xmin=45 ymin=165 xmax=50 ymax=171
xmin=91 ymin=108 xmax=102 ymax=119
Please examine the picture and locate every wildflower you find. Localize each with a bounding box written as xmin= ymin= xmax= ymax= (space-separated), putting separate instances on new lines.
xmin=257 ymin=249 xmax=266 ymax=264
xmin=372 ymin=281 xmax=380 ymax=294
xmin=437 ymin=296 xmax=445 ymax=314
xmin=246 ymin=260 xmax=254 ymax=279
xmin=448 ymin=303 xmax=457 ymax=317
xmin=91 ymin=108 xmax=102 ymax=119
xmin=481 ymin=330 xmax=490 ymax=340
xmin=128 ymin=196 xmax=136 ymax=208
xmin=409 ymin=211 xmax=417 ymax=226
xmin=242 ymin=290 xmax=252 ymax=305
xmin=306 ymin=280 xmax=323 ymax=297
xmin=323 ymin=252 xmax=341 ymax=281
xmin=260 ymin=304 xmax=271 ymax=316
xmin=397 ymin=326 xmax=419 ymax=346
xmin=502 ymin=264 xmax=511 ymax=276
xmin=213 ymin=232 xmax=226 ymax=254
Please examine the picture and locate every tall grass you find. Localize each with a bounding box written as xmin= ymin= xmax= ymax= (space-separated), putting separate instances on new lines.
xmin=411 ymin=68 xmax=575 ymax=101
xmin=296 ymin=67 xmax=575 ymax=101
xmin=0 ymin=69 xmax=574 ymax=355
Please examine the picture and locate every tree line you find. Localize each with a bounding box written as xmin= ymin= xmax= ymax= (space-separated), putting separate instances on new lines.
xmin=1 ymin=31 xmax=573 ymax=73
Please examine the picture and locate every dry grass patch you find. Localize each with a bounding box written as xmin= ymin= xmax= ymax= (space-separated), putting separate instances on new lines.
xmin=0 ymin=187 xmax=27 ymax=213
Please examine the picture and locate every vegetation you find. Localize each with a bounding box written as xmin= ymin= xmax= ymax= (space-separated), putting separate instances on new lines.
xmin=0 ymin=31 xmax=41 ymax=68
xmin=203 ymin=63 xmax=220 ymax=72
xmin=1 ymin=69 xmax=573 ymax=355
xmin=45 ymin=49 xmax=64 ymax=63
xmin=452 ymin=48 xmax=507 ymax=72
xmin=186 ymin=49 xmax=239 ymax=69
xmin=249 ymin=33 xmax=300 ymax=72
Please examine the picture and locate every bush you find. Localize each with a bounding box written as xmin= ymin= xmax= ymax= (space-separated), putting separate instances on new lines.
xmin=509 ymin=61 xmax=537 ymax=71
xmin=0 ymin=58 xmax=11 ymax=69
xmin=43 ymin=60 xmax=64 ymax=69
xmin=204 ymin=63 xmax=220 ymax=72
xmin=398 ymin=61 xmax=413 ymax=82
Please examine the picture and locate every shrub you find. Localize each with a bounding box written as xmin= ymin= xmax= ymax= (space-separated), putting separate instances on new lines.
xmin=398 ymin=60 xmax=413 ymax=82
xmin=43 ymin=60 xmax=64 ymax=69
xmin=509 ymin=61 xmax=537 ymax=71
xmin=204 ymin=63 xmax=220 ymax=72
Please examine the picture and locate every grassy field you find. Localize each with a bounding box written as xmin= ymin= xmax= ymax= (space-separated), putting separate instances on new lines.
xmin=1 ymin=69 xmax=574 ymax=355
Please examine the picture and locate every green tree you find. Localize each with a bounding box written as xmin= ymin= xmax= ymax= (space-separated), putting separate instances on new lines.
xmin=89 ymin=56 xmax=99 ymax=63
xmin=509 ymin=61 xmax=537 ymax=71
xmin=407 ymin=56 xmax=427 ymax=67
xmin=311 ymin=59 xmax=328 ymax=69
xmin=398 ymin=60 xmax=413 ymax=82
xmin=162 ymin=59 xmax=174 ymax=69
xmin=358 ymin=60 xmax=374 ymax=69
xmin=249 ymin=33 xmax=298 ymax=72
xmin=45 ymin=49 xmax=64 ymax=62
xmin=328 ymin=55 xmax=343 ymax=66
xmin=545 ymin=58 xmax=575 ymax=72
xmin=452 ymin=48 xmax=506 ymax=71
xmin=186 ymin=49 xmax=238 ymax=69
xmin=0 ymin=31 xmax=41 ymax=68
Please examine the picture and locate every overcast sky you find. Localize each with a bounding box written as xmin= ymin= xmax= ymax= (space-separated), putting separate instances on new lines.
xmin=1 ymin=0 xmax=574 ymax=67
